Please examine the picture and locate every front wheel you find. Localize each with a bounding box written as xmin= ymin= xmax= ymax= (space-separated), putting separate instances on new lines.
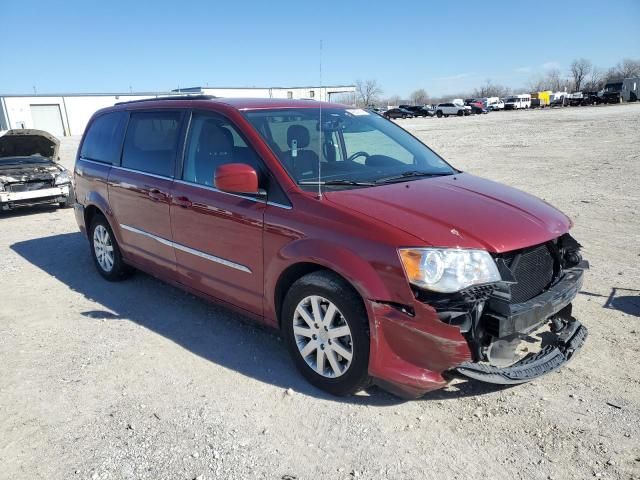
xmin=436 ymin=110 xmax=443 ymax=118
xmin=457 ymin=110 xmax=464 ymax=116
xmin=282 ymin=271 xmax=370 ymax=396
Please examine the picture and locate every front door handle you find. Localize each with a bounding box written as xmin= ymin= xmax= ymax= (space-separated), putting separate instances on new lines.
xmin=148 ymin=188 xmax=167 ymax=202
xmin=173 ymin=196 xmax=192 ymax=208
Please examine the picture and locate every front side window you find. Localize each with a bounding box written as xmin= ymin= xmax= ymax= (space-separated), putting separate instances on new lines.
xmin=121 ymin=110 xmax=182 ymax=177
xmin=81 ymin=111 xmax=128 ymax=164
xmin=182 ymin=112 xmax=261 ymax=187
xmin=244 ymin=108 xmax=455 ymax=189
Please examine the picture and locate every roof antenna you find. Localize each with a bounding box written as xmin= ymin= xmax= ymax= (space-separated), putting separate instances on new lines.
xmin=317 ymin=39 xmax=323 ymax=200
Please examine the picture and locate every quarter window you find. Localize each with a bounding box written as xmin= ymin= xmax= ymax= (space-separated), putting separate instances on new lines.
xmin=121 ymin=111 xmax=182 ymax=177
xmin=81 ymin=112 xmax=128 ymax=164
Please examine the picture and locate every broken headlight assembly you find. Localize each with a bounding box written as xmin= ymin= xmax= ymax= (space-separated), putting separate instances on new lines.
xmin=398 ymin=248 xmax=501 ymax=293
xmin=54 ymin=171 xmax=71 ymax=185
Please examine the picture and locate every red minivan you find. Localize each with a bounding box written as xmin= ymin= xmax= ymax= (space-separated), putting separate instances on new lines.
xmin=73 ymin=96 xmax=588 ymax=398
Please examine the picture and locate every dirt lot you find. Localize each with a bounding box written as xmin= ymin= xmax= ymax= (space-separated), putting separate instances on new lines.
xmin=1 ymin=104 xmax=639 ymax=480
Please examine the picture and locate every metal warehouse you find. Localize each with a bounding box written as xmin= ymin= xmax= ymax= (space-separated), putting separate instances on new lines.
xmin=0 ymin=85 xmax=355 ymax=137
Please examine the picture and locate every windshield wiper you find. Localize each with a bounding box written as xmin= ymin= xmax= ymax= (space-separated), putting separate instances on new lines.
xmin=298 ymin=179 xmax=375 ymax=186
xmin=375 ymin=170 xmax=452 ymax=184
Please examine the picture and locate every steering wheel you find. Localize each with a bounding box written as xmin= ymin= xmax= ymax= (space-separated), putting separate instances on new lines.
xmin=347 ymin=151 xmax=370 ymax=162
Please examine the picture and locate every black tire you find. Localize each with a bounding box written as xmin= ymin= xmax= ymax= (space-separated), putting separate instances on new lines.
xmin=89 ymin=214 xmax=133 ymax=281
xmin=402 ymin=114 xmax=407 ymax=119
xmin=457 ymin=110 xmax=464 ymax=116
xmin=436 ymin=110 xmax=443 ymax=118
xmin=59 ymin=184 xmax=75 ymax=208
xmin=282 ymin=271 xmax=370 ymax=396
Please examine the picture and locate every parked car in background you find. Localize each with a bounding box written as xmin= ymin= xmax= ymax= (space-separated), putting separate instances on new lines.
xmin=73 ymin=96 xmax=588 ymax=398
xmin=504 ymin=94 xmax=531 ymax=110
xmin=399 ymin=105 xmax=435 ymax=117
xmin=435 ymin=103 xmax=467 ymax=117
xmin=601 ymin=81 xmax=623 ymax=104
xmin=369 ymin=106 xmax=387 ymax=116
xmin=549 ymin=92 xmax=568 ymax=107
xmin=485 ymin=97 xmax=504 ymax=111
xmin=384 ymin=107 xmax=414 ymax=119
xmin=0 ymin=129 xmax=74 ymax=211
xmin=465 ymin=99 xmax=489 ymax=114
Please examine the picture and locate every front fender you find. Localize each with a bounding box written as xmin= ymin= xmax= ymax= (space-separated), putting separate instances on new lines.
xmin=278 ymin=238 xmax=394 ymax=299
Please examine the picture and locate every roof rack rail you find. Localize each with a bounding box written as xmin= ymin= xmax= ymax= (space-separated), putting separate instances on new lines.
xmin=115 ymin=95 xmax=217 ymax=105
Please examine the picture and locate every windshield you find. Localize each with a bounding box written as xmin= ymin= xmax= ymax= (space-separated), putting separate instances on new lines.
xmin=243 ymin=108 xmax=455 ymax=188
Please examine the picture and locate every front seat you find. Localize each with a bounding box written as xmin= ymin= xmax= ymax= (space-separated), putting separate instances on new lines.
xmin=194 ymin=121 xmax=233 ymax=186
xmin=286 ymin=125 xmax=319 ymax=179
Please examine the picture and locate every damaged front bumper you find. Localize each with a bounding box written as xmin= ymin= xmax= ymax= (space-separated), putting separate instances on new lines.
xmin=368 ymin=239 xmax=588 ymax=398
xmin=0 ymin=185 xmax=69 ymax=210
xmin=456 ymin=315 xmax=587 ymax=384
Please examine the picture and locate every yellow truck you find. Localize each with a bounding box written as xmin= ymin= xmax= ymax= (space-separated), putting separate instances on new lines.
xmin=531 ymin=90 xmax=552 ymax=108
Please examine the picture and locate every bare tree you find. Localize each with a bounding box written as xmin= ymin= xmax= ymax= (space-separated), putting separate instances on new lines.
xmin=570 ymin=58 xmax=592 ymax=92
xmin=385 ymin=95 xmax=401 ymax=107
xmin=616 ymin=58 xmax=640 ymax=78
xmin=473 ymin=79 xmax=511 ymax=98
xmin=409 ymin=88 xmax=429 ymax=105
xmin=583 ymin=66 xmax=604 ymax=91
xmin=544 ymin=68 xmax=568 ymax=91
xmin=355 ymin=79 xmax=383 ymax=107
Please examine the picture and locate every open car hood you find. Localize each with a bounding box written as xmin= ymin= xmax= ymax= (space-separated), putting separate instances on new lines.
xmin=0 ymin=129 xmax=60 ymax=161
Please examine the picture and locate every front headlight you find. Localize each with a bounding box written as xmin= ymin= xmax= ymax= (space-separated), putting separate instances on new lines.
xmin=54 ymin=171 xmax=71 ymax=185
xmin=398 ymin=248 xmax=501 ymax=293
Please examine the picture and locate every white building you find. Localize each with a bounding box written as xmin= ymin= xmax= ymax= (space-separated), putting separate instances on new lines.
xmin=0 ymin=85 xmax=355 ymax=137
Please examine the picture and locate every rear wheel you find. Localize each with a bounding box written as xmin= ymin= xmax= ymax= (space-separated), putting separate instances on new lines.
xmin=436 ymin=110 xmax=443 ymax=118
xmin=282 ymin=271 xmax=370 ymax=396
xmin=90 ymin=215 xmax=133 ymax=281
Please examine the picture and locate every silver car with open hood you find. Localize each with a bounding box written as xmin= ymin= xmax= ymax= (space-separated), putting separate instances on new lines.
xmin=0 ymin=129 xmax=74 ymax=211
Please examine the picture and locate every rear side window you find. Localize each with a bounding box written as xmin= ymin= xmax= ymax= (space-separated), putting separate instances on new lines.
xmin=121 ymin=110 xmax=182 ymax=177
xmin=80 ymin=112 xmax=127 ymax=164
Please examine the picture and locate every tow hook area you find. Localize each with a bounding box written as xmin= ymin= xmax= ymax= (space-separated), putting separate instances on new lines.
xmin=455 ymin=312 xmax=588 ymax=385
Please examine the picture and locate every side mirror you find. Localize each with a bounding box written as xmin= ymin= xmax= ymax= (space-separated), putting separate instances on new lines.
xmin=214 ymin=163 xmax=262 ymax=196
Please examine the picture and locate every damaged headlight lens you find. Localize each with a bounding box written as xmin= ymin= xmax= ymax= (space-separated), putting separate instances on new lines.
xmin=398 ymin=248 xmax=501 ymax=293
xmin=54 ymin=171 xmax=71 ymax=185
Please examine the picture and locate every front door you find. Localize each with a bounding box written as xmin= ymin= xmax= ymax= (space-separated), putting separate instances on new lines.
xmin=170 ymin=111 xmax=265 ymax=315
xmin=108 ymin=109 xmax=184 ymax=279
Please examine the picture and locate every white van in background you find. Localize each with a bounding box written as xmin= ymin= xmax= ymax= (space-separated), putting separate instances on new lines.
xmin=504 ymin=94 xmax=531 ymax=110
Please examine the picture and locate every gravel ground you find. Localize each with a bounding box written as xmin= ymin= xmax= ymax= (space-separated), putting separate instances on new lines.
xmin=1 ymin=104 xmax=639 ymax=480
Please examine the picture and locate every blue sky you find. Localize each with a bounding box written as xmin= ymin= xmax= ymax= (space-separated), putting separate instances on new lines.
xmin=2 ymin=0 xmax=639 ymax=97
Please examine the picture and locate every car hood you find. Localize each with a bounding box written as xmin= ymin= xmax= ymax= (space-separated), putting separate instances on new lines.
xmin=324 ymin=173 xmax=571 ymax=253
xmin=0 ymin=129 xmax=60 ymax=160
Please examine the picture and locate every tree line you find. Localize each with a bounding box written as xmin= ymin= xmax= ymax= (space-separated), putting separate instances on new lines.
xmin=349 ymin=57 xmax=640 ymax=107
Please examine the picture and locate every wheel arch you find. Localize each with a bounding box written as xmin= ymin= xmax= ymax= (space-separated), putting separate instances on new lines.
xmin=274 ymin=262 xmax=365 ymax=329
xmin=270 ymin=237 xmax=402 ymax=329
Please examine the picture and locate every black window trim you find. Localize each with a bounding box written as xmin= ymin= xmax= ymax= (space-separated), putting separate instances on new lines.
xmin=178 ymin=108 xmax=292 ymax=208
xmin=119 ymin=108 xmax=187 ymax=179
xmin=79 ymin=110 xmax=129 ymax=165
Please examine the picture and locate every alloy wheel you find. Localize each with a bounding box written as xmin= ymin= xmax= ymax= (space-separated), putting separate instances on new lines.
xmin=292 ymin=295 xmax=354 ymax=378
xmin=93 ymin=225 xmax=114 ymax=272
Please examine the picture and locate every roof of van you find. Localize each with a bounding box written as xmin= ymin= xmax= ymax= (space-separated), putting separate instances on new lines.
xmin=113 ymin=96 xmax=344 ymax=111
